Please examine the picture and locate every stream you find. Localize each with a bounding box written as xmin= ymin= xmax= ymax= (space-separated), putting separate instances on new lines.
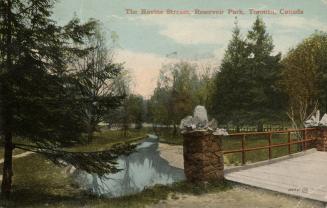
xmin=73 ymin=135 xmax=185 ymax=197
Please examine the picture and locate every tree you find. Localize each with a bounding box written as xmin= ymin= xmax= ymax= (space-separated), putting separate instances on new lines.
xmin=148 ymin=86 xmax=171 ymax=128
xmin=72 ymin=26 xmax=124 ymax=142
xmin=246 ymin=16 xmax=286 ymax=130
xmin=103 ymin=71 xmax=145 ymax=134
xmin=109 ymin=70 xmax=131 ymax=136
xmin=196 ymin=65 xmax=216 ymax=114
xmin=105 ymin=94 xmax=145 ymax=135
xmin=126 ymin=95 xmax=145 ymax=129
xmin=0 ymin=0 xmax=134 ymax=198
xmin=212 ymin=20 xmax=252 ymax=128
xmin=281 ymin=32 xmax=327 ymax=127
xmin=212 ymin=17 xmax=286 ymax=130
xmin=150 ymin=62 xmax=200 ymax=135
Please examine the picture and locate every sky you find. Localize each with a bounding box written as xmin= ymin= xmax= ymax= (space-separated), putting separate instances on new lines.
xmin=52 ymin=0 xmax=327 ymax=98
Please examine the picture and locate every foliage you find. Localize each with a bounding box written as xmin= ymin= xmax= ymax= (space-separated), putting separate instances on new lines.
xmin=71 ymin=25 xmax=124 ymax=141
xmin=246 ymin=17 xmax=286 ymax=125
xmin=212 ymin=17 xmax=286 ymax=128
xmin=104 ymin=70 xmax=147 ymax=132
xmin=0 ymin=0 xmax=134 ymax=197
xmin=212 ymin=20 xmax=251 ymax=126
xmin=196 ymin=65 xmax=216 ymax=114
xmin=125 ymin=95 xmax=145 ymax=129
xmin=149 ymin=62 xmax=214 ymax=135
xmin=148 ymin=87 xmax=171 ymax=126
xmin=0 ymin=0 xmax=97 ymax=147
xmin=281 ymin=32 xmax=327 ymax=126
xmin=15 ymin=142 xmax=136 ymax=176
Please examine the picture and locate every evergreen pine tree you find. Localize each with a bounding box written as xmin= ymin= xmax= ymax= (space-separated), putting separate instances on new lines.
xmin=0 ymin=0 xmax=134 ymax=198
xmin=246 ymin=16 xmax=286 ymax=130
xmin=213 ymin=18 xmax=251 ymax=127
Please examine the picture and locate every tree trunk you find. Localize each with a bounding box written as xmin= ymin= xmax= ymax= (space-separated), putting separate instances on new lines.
xmin=1 ymin=131 xmax=13 ymax=199
xmin=87 ymin=114 xmax=94 ymax=143
xmin=173 ymin=124 xmax=177 ymax=136
xmin=1 ymin=0 xmax=14 ymax=198
xmin=87 ymin=115 xmax=95 ymax=143
xmin=87 ymin=128 xmax=93 ymax=143
xmin=257 ymin=122 xmax=264 ymax=132
xmin=123 ymin=125 xmax=128 ymax=137
xmin=236 ymin=125 xmax=240 ymax=133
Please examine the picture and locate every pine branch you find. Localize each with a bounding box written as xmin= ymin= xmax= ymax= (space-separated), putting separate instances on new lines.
xmin=13 ymin=142 xmax=136 ymax=176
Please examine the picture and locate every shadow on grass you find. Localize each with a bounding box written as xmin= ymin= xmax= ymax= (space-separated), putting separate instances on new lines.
xmin=1 ymin=180 xmax=232 ymax=208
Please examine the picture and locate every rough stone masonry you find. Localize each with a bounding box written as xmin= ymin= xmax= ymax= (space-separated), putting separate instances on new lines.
xmin=182 ymin=131 xmax=224 ymax=182
xmin=180 ymin=106 xmax=225 ymax=182
xmin=304 ymin=110 xmax=327 ymax=151
xmin=316 ymin=128 xmax=327 ymax=151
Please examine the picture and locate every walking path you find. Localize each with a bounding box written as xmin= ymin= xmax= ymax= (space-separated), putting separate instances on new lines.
xmin=0 ymin=151 xmax=33 ymax=165
xmin=159 ymin=143 xmax=183 ymax=169
xmin=225 ymin=149 xmax=327 ymax=203
xmin=0 ymin=151 xmax=33 ymax=181
xmin=159 ymin=143 xmax=327 ymax=204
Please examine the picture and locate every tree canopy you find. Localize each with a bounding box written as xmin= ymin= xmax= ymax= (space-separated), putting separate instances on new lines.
xmin=281 ymin=32 xmax=327 ymax=126
xmin=212 ymin=17 xmax=286 ymax=128
xmin=0 ymin=0 xmax=134 ymax=197
xmin=71 ymin=25 xmax=125 ymax=142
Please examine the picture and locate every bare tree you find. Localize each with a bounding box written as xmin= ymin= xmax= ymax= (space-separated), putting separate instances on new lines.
xmin=72 ymin=26 xmax=124 ymax=142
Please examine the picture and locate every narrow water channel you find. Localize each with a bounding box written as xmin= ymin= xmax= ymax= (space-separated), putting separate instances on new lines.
xmin=73 ymin=135 xmax=185 ymax=197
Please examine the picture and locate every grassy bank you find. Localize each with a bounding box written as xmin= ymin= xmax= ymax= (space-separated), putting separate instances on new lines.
xmin=68 ymin=128 xmax=150 ymax=152
xmin=0 ymin=153 xmax=230 ymax=208
xmin=0 ymin=128 xmax=150 ymax=160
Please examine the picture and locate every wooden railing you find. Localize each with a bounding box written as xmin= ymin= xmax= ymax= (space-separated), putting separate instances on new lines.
xmin=223 ymin=128 xmax=319 ymax=165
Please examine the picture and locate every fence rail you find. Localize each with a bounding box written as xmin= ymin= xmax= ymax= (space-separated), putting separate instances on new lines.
xmin=223 ymin=128 xmax=318 ymax=165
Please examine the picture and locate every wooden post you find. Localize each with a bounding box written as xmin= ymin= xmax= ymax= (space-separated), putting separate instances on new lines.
xmin=241 ymin=134 xmax=245 ymax=165
xmin=288 ymin=131 xmax=291 ymax=155
xmin=303 ymin=129 xmax=307 ymax=150
xmin=268 ymin=133 xmax=272 ymax=159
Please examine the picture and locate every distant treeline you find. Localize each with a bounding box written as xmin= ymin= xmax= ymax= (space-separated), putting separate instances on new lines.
xmin=144 ymin=17 xmax=327 ymax=133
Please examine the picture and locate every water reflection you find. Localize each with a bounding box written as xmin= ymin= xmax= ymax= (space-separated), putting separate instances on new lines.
xmin=74 ymin=135 xmax=185 ymax=197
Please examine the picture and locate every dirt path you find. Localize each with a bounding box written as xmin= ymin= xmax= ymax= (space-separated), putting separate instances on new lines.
xmin=0 ymin=151 xmax=33 ymax=180
xmin=159 ymin=143 xmax=183 ymax=169
xmin=150 ymin=185 xmax=325 ymax=208
xmin=0 ymin=151 xmax=33 ymax=165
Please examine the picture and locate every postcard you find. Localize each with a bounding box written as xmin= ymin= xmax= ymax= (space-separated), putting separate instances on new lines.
xmin=1 ymin=0 xmax=327 ymax=207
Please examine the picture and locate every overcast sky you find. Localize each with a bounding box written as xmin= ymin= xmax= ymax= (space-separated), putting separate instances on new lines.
xmin=53 ymin=0 xmax=327 ymax=98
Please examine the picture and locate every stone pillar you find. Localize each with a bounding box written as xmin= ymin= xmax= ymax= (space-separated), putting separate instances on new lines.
xmin=182 ymin=131 xmax=224 ymax=182
xmin=316 ymin=128 xmax=327 ymax=151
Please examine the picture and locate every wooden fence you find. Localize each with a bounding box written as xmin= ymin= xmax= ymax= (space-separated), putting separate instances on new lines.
xmin=223 ymin=128 xmax=319 ymax=165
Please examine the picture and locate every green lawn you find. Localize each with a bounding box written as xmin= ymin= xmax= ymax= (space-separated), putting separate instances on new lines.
xmin=0 ymin=153 xmax=230 ymax=208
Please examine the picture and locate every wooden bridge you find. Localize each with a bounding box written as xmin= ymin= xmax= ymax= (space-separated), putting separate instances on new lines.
xmin=223 ymin=128 xmax=327 ymax=203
